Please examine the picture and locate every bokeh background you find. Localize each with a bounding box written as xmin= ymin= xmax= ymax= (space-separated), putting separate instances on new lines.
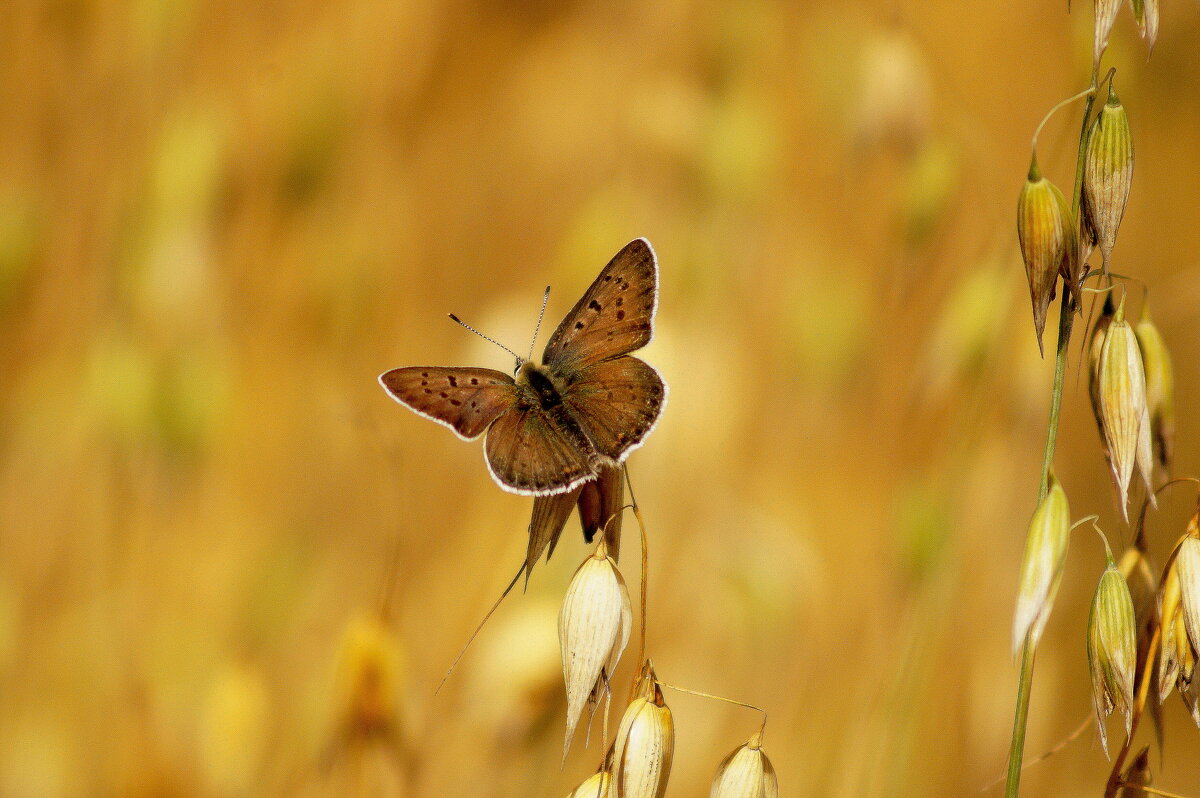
xmin=2 ymin=1 xmax=1200 ymax=795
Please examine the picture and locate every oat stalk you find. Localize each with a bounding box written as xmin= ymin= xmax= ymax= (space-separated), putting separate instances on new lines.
xmin=1004 ymin=65 xmax=1102 ymax=798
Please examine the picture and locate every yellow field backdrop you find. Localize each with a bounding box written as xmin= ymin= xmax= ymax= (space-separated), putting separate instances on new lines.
xmin=2 ymin=1 xmax=1199 ymax=795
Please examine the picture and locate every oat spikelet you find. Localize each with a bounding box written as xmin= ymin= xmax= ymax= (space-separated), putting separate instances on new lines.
xmin=1082 ymin=86 xmax=1133 ymax=274
xmin=559 ymin=540 xmax=633 ymax=758
xmin=1017 ymin=156 xmax=1077 ymax=355
xmin=709 ymin=732 xmax=779 ymax=798
xmin=1097 ymin=299 xmax=1152 ymax=520
xmin=1087 ymin=549 xmax=1138 ymax=758
xmin=1012 ymin=473 xmax=1071 ymax=656
xmin=1161 ymin=516 xmax=1200 ymax=727
xmin=610 ymin=664 xmax=674 ymax=798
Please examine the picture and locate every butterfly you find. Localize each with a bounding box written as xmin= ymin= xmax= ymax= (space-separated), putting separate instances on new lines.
xmin=379 ymin=238 xmax=667 ymax=497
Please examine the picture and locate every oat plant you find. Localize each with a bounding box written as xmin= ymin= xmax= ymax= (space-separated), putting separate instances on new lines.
xmin=1004 ymin=2 xmax=1200 ymax=796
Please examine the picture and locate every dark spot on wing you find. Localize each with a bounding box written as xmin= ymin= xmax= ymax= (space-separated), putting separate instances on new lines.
xmin=421 ymin=372 xmax=429 ymax=377
xmin=615 ymin=297 xmax=623 ymax=307
xmin=575 ymin=321 xmax=585 ymax=329
xmin=588 ymin=300 xmax=602 ymax=312
xmin=450 ymin=399 xmax=461 ymax=406
xmin=448 ymin=375 xmax=457 ymax=387
xmin=470 ymin=377 xmax=478 ymax=385
xmin=616 ymin=310 xmax=625 ymax=320
xmin=439 ymin=392 xmax=448 ymax=398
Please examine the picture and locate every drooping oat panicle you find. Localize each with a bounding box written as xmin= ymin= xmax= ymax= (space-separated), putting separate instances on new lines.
xmin=565 ymin=770 xmax=612 ymax=798
xmin=1094 ymin=0 xmax=1123 ymax=66
xmin=1129 ymin=0 xmax=1160 ymax=52
xmin=1097 ymin=299 xmax=1153 ymax=520
xmin=1082 ymin=87 xmax=1133 ymax=274
xmin=1135 ymin=305 xmax=1175 ymax=469
xmin=610 ymin=664 xmax=674 ymax=798
xmin=1087 ymin=549 xmax=1138 ymax=758
xmin=1012 ymin=473 xmax=1071 ymax=656
xmin=1017 ymin=156 xmax=1078 ymax=355
xmin=559 ymin=540 xmax=633 ymax=758
xmin=709 ymin=732 xmax=779 ymax=798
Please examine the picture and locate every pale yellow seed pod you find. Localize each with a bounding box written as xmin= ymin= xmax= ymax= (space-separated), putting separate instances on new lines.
xmin=1175 ymin=526 xmax=1200 ymax=657
xmin=567 ymin=771 xmax=612 ymax=798
xmin=610 ymin=670 xmax=674 ymax=798
xmin=560 ymin=540 xmax=633 ymax=758
xmin=1087 ymin=554 xmax=1138 ymax=758
xmin=710 ymin=732 xmax=779 ymax=798
xmin=1097 ymin=300 xmax=1152 ymax=520
xmin=1094 ymin=0 xmax=1122 ymax=66
xmin=1017 ymin=158 xmax=1077 ymax=355
xmin=1012 ymin=474 xmax=1071 ymax=656
xmin=1083 ymin=88 xmax=1134 ymax=273
xmin=1135 ymin=306 xmax=1175 ymax=469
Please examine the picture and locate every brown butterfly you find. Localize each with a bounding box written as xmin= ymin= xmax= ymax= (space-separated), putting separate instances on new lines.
xmin=379 ymin=238 xmax=667 ymax=496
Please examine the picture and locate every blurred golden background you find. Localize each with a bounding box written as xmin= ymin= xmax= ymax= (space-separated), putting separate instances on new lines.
xmin=2 ymin=1 xmax=1200 ymax=795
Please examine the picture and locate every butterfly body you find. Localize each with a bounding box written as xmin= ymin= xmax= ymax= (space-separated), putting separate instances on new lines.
xmin=380 ymin=238 xmax=665 ymax=496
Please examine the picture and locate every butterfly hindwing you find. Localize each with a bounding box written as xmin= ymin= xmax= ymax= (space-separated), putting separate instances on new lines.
xmin=379 ymin=366 xmax=517 ymax=440
xmin=560 ymin=355 xmax=666 ymax=461
xmin=542 ymin=238 xmax=658 ymax=371
xmin=484 ymin=401 xmax=597 ymax=496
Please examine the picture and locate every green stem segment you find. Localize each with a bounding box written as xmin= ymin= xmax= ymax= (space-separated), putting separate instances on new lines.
xmin=1005 ymin=290 xmax=1074 ymax=798
xmin=1004 ymin=72 xmax=1100 ymax=798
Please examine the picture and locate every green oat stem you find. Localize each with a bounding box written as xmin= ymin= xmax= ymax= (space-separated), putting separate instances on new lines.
xmin=1005 ymin=66 xmax=1101 ymax=798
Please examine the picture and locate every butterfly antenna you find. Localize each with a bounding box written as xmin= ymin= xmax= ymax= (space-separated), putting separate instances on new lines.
xmin=448 ymin=313 xmax=524 ymax=367
xmin=527 ymin=285 xmax=551 ymax=362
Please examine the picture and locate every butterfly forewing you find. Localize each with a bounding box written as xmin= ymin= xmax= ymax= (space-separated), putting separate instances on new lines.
xmin=484 ymin=403 xmax=596 ymax=496
xmin=379 ymin=367 xmax=516 ymax=440
xmin=542 ymin=238 xmax=658 ymax=370
xmin=560 ymin=355 xmax=666 ymax=461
